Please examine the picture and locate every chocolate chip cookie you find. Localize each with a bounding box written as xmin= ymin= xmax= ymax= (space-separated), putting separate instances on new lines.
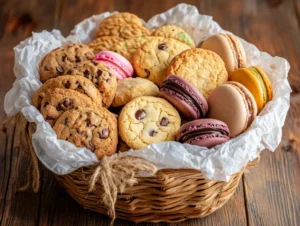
xmin=166 ymin=48 xmax=228 ymax=97
xmin=33 ymin=75 xmax=102 ymax=109
xmin=66 ymin=60 xmax=117 ymax=108
xmin=133 ymin=37 xmax=190 ymax=86
xmin=53 ymin=106 xmax=118 ymax=159
xmin=88 ymin=36 xmax=124 ymax=54
xmin=100 ymin=12 xmax=143 ymax=27
xmin=119 ymin=96 xmax=181 ymax=150
xmin=96 ymin=23 xmax=150 ymax=39
xmin=112 ymin=36 xmax=154 ymax=63
xmin=153 ymin=25 xmax=195 ymax=48
xmin=40 ymin=88 xmax=100 ymax=126
xmin=39 ymin=43 xmax=94 ymax=83
xmin=112 ymin=77 xmax=159 ymax=107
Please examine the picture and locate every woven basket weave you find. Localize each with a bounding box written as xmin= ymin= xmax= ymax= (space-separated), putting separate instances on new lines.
xmin=18 ymin=113 xmax=259 ymax=223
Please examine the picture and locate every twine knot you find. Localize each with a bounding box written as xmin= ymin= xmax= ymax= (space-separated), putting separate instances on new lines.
xmin=88 ymin=154 xmax=157 ymax=225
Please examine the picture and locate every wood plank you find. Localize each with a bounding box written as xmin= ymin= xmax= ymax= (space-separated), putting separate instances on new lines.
xmin=0 ymin=0 xmax=60 ymax=121
xmin=237 ymin=0 xmax=300 ymax=225
xmin=0 ymin=116 xmax=41 ymax=226
xmin=0 ymin=0 xmax=60 ymax=225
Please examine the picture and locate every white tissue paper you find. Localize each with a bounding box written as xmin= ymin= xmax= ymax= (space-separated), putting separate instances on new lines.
xmin=4 ymin=4 xmax=291 ymax=181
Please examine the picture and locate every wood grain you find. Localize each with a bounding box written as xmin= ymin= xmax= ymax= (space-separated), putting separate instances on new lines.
xmin=0 ymin=0 xmax=300 ymax=226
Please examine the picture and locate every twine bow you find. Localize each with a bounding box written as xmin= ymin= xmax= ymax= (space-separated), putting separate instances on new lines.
xmin=88 ymin=155 xmax=157 ymax=225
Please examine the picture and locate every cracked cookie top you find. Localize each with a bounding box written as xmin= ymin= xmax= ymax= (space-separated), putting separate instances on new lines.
xmin=96 ymin=23 xmax=150 ymax=39
xmin=66 ymin=60 xmax=117 ymax=108
xmin=88 ymin=36 xmax=124 ymax=54
xmin=133 ymin=37 xmax=190 ymax=86
xmin=118 ymin=96 xmax=181 ymax=150
xmin=39 ymin=43 xmax=94 ymax=83
xmin=40 ymin=88 xmax=101 ymax=126
xmin=153 ymin=25 xmax=195 ymax=48
xmin=53 ymin=106 xmax=118 ymax=159
xmin=166 ymin=48 xmax=228 ymax=97
xmin=33 ymin=75 xmax=102 ymax=109
xmin=100 ymin=12 xmax=143 ymax=27
xmin=112 ymin=77 xmax=159 ymax=107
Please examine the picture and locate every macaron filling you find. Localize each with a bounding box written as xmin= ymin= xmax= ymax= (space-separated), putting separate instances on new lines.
xmin=178 ymin=128 xmax=228 ymax=143
xmin=249 ymin=67 xmax=269 ymax=102
xmin=229 ymin=83 xmax=255 ymax=128
xmin=161 ymin=80 xmax=204 ymax=118
xmin=227 ymin=35 xmax=241 ymax=68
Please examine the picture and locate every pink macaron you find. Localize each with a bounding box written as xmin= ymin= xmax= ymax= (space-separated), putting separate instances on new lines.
xmin=94 ymin=51 xmax=134 ymax=80
xmin=159 ymin=75 xmax=208 ymax=120
xmin=176 ymin=119 xmax=230 ymax=148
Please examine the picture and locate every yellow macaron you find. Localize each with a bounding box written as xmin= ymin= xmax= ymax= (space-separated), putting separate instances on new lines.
xmin=229 ymin=66 xmax=273 ymax=113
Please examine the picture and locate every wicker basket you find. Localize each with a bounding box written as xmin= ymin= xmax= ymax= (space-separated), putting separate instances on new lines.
xmin=17 ymin=113 xmax=259 ymax=223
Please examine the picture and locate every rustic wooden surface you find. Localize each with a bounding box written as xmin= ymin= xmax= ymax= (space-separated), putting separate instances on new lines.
xmin=0 ymin=0 xmax=300 ymax=225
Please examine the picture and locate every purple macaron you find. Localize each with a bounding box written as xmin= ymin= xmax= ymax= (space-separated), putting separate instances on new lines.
xmin=159 ymin=75 xmax=208 ymax=120
xmin=176 ymin=119 xmax=230 ymax=148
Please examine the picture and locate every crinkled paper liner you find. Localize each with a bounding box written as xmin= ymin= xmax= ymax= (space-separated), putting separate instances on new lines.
xmin=4 ymin=3 xmax=291 ymax=181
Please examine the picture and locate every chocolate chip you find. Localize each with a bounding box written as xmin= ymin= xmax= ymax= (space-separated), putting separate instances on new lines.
xmin=44 ymin=66 xmax=49 ymax=71
xmin=135 ymin=109 xmax=146 ymax=120
xmin=43 ymin=101 xmax=49 ymax=107
xmin=158 ymin=43 xmax=168 ymax=50
xmin=86 ymin=118 xmax=97 ymax=127
xmin=62 ymin=56 xmax=67 ymax=62
xmin=75 ymin=56 xmax=81 ymax=62
xmin=79 ymin=45 xmax=83 ymax=48
xmin=144 ymin=69 xmax=150 ymax=78
xmin=46 ymin=115 xmax=55 ymax=120
xmin=83 ymin=69 xmax=89 ymax=77
xmin=85 ymin=52 xmax=94 ymax=60
xmin=76 ymin=129 xmax=83 ymax=135
xmin=98 ymin=128 xmax=109 ymax=139
xmin=109 ymin=72 xmax=112 ymax=77
xmin=56 ymin=105 xmax=62 ymax=111
xmin=64 ymin=80 xmax=71 ymax=88
xmin=149 ymin=130 xmax=157 ymax=137
xmin=88 ymin=140 xmax=95 ymax=152
xmin=75 ymin=81 xmax=79 ymax=85
xmin=92 ymin=61 xmax=98 ymax=66
xmin=63 ymin=99 xmax=73 ymax=108
xmin=56 ymin=66 xmax=64 ymax=75
xmin=64 ymin=118 xmax=68 ymax=125
xmin=160 ymin=117 xmax=169 ymax=126
xmin=97 ymin=70 xmax=103 ymax=77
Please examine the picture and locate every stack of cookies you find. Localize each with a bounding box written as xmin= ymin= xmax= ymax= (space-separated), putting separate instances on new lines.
xmin=33 ymin=12 xmax=274 ymax=159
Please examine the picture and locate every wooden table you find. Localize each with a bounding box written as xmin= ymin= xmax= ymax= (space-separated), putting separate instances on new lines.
xmin=1 ymin=0 xmax=300 ymax=225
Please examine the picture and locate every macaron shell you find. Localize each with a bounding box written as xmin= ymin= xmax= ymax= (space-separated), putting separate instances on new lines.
xmin=185 ymin=135 xmax=230 ymax=148
xmin=176 ymin=118 xmax=230 ymax=148
xmin=229 ymin=67 xmax=266 ymax=112
xmin=201 ymin=34 xmax=246 ymax=73
xmin=252 ymin=66 xmax=273 ymax=101
xmin=95 ymin=51 xmax=134 ymax=78
xmin=228 ymin=81 xmax=258 ymax=126
xmin=97 ymin=60 xmax=127 ymax=80
xmin=176 ymin=118 xmax=230 ymax=140
xmin=160 ymin=75 xmax=208 ymax=120
xmin=226 ymin=34 xmax=247 ymax=69
xmin=159 ymin=89 xmax=198 ymax=119
xmin=208 ymin=84 xmax=249 ymax=137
